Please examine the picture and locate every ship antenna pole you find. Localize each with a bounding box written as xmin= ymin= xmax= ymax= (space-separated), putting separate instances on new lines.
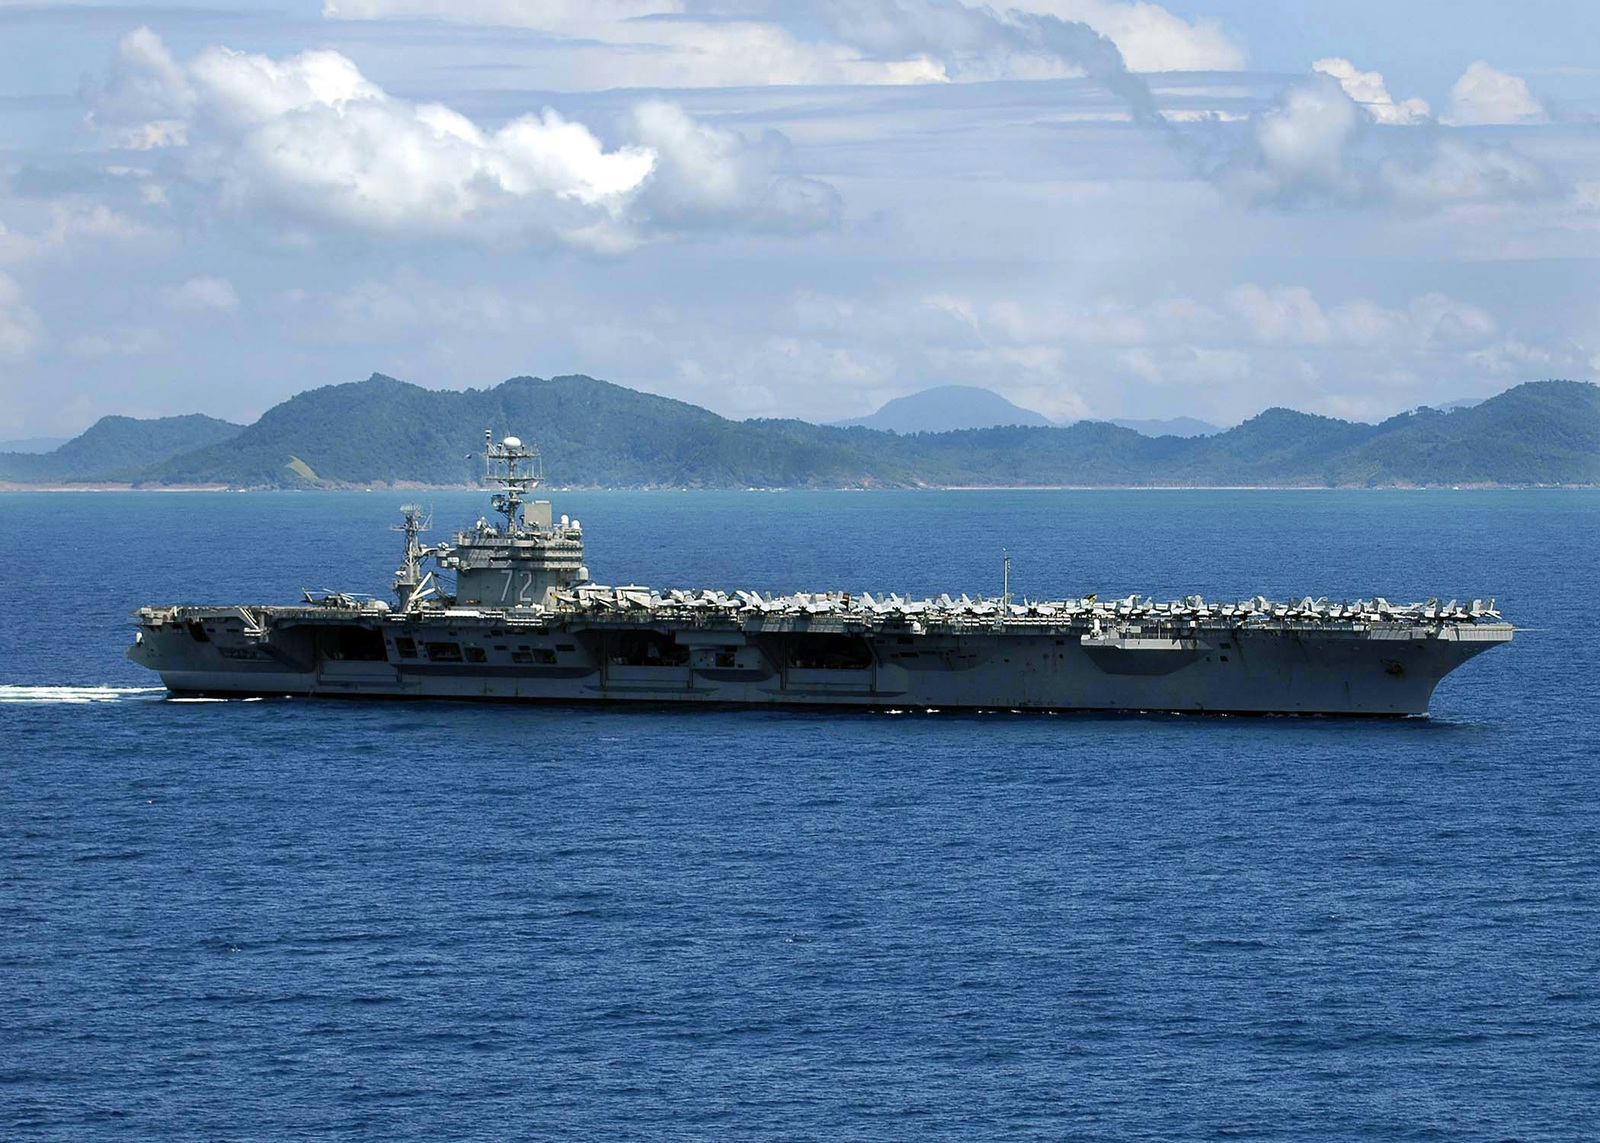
xmin=482 ymin=428 xmax=539 ymax=536
xmin=1002 ymin=549 xmax=1011 ymax=610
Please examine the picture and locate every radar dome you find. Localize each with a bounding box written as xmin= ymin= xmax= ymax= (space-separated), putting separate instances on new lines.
xmin=502 ymin=435 xmax=522 ymax=448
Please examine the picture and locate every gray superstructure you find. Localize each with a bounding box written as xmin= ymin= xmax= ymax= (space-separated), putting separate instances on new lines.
xmin=128 ymin=432 xmax=1512 ymax=715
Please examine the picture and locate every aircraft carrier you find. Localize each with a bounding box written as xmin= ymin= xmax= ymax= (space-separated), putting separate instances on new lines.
xmin=128 ymin=431 xmax=1512 ymax=715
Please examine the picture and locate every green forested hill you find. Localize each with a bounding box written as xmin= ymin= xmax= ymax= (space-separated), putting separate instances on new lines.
xmin=8 ymin=374 xmax=1597 ymax=488
xmin=1333 ymin=380 xmax=1600 ymax=485
xmin=0 ymin=413 xmax=244 ymax=483
xmin=140 ymin=375 xmax=915 ymax=488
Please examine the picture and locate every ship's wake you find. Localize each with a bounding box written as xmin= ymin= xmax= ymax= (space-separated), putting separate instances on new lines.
xmin=0 ymin=685 xmax=168 ymax=705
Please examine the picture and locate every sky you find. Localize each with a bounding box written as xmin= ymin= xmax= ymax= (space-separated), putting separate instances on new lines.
xmin=0 ymin=0 xmax=1597 ymax=437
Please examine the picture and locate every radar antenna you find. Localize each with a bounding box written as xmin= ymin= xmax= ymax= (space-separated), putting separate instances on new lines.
xmin=392 ymin=503 xmax=433 ymax=609
xmin=482 ymin=429 xmax=543 ymax=535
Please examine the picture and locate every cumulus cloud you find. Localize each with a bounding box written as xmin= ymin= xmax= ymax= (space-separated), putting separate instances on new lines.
xmin=78 ymin=25 xmax=193 ymax=128
xmin=822 ymin=0 xmax=1165 ymax=123
xmin=1312 ymin=57 xmax=1430 ymax=125
xmin=1229 ymin=285 xmax=1496 ymax=349
xmin=907 ymin=283 xmax=1492 ymax=403
xmin=161 ymin=275 xmax=239 ymax=312
xmin=779 ymin=280 xmax=1507 ymax=420
xmin=323 ymin=0 xmax=943 ymax=88
xmin=1443 ymin=61 xmax=1547 ymax=126
xmin=1227 ymin=283 xmax=1332 ymax=344
xmin=1219 ymin=74 xmax=1364 ymax=206
xmin=1466 ymin=336 xmax=1594 ymax=379
xmin=627 ymin=102 xmax=842 ymax=235
xmin=1379 ymin=140 xmax=1549 ymax=207
xmin=0 ymin=271 xmax=43 ymax=358
xmin=321 ymin=0 xmax=1239 ymax=88
xmin=325 ymin=0 xmax=680 ymax=20
xmin=1011 ymin=0 xmax=1245 ymax=71
xmin=82 ymin=30 xmax=839 ymax=251
xmin=170 ymin=42 xmax=654 ymax=245
xmin=0 ymin=200 xmax=153 ymax=264
xmin=961 ymin=282 xmax=1497 ymax=354
xmin=1217 ymin=72 xmax=1551 ymax=210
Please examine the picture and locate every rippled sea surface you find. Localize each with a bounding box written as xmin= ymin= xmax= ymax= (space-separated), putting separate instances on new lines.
xmin=2 ymin=489 xmax=1597 ymax=1140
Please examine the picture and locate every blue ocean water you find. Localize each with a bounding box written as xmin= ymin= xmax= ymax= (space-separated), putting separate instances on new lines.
xmin=1 ymin=489 xmax=1597 ymax=1140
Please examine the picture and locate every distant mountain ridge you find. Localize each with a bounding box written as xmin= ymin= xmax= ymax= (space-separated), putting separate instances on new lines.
xmin=1092 ymin=416 xmax=1219 ymax=439
xmin=0 ymin=436 xmax=67 ymax=454
xmin=835 ymin=385 xmax=1220 ymax=437
xmin=0 ymin=414 xmax=244 ymax=483
xmin=832 ymin=386 xmax=1053 ymax=432
xmin=3 ymin=375 xmax=1595 ymax=489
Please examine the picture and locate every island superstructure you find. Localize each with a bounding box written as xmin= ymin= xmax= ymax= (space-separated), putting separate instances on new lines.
xmin=128 ymin=431 xmax=1513 ymax=715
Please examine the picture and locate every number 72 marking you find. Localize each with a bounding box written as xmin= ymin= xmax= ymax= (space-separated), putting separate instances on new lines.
xmin=499 ymin=569 xmax=536 ymax=604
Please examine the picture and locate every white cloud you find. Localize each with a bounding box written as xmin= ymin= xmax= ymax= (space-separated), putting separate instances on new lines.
xmin=1379 ymin=140 xmax=1549 ymax=207
xmin=1404 ymin=293 xmax=1498 ymax=344
xmin=1013 ymin=1 xmax=1246 ymax=71
xmin=82 ymin=32 xmax=839 ymax=250
xmin=0 ymin=272 xmax=42 ymax=358
xmin=1189 ymin=285 xmax=1496 ymax=351
xmin=1312 ymin=57 xmax=1430 ymax=125
xmin=626 ymin=101 xmax=841 ymax=234
xmin=82 ymin=27 xmax=195 ymax=128
xmin=1220 ymin=74 xmax=1364 ymax=206
xmin=819 ymin=1 xmax=1166 ymax=122
xmin=182 ymin=46 xmax=653 ymax=244
xmin=321 ymin=0 xmax=1239 ymax=90
xmin=788 ymin=282 xmax=1501 ymax=364
xmin=107 ymin=120 xmax=190 ymax=151
xmin=324 ymin=0 xmax=680 ymax=25
xmin=792 ymin=281 xmax=1509 ymax=420
xmin=188 ymin=45 xmax=386 ymax=131
xmin=1465 ymin=336 xmax=1591 ymax=377
xmin=323 ymin=1 xmax=943 ymax=88
xmin=1443 ymin=62 xmax=1547 ymax=126
xmin=1218 ymin=73 xmax=1552 ymax=210
xmin=161 ymin=275 xmax=239 ymax=312
xmin=1324 ymin=293 xmax=1497 ymax=349
xmin=1227 ymin=283 xmax=1332 ymax=344
xmin=0 ymin=201 xmax=153 ymax=264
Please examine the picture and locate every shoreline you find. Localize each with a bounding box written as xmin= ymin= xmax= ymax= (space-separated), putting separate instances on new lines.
xmin=2 ymin=482 xmax=1594 ymax=494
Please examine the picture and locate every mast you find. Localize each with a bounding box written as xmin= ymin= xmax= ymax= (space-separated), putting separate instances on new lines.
xmin=392 ymin=503 xmax=432 ymax=608
xmin=483 ymin=429 xmax=543 ymax=535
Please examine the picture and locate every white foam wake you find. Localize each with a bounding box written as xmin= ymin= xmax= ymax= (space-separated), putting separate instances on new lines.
xmin=0 ymin=685 xmax=168 ymax=705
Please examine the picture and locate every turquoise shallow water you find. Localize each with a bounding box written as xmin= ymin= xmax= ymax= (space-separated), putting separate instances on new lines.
xmin=1 ymin=489 xmax=1596 ymax=1139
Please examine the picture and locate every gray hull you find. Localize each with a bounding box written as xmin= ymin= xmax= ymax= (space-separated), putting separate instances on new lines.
xmin=128 ymin=609 xmax=1511 ymax=716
